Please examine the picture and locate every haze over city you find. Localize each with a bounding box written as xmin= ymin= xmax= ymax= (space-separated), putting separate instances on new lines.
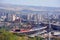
xmin=0 ymin=0 xmax=60 ymax=7
xmin=0 ymin=0 xmax=60 ymax=40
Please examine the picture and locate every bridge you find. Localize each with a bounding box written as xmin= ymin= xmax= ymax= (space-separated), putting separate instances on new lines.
xmin=41 ymin=22 xmax=60 ymax=31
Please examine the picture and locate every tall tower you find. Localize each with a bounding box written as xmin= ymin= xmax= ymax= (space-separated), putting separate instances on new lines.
xmin=12 ymin=14 xmax=16 ymax=21
xmin=5 ymin=13 xmax=8 ymax=21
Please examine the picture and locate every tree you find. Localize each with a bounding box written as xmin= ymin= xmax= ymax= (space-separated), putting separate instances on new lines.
xmin=0 ymin=29 xmax=18 ymax=40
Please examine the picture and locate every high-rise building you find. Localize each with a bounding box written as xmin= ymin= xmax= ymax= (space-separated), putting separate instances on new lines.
xmin=5 ymin=13 xmax=8 ymax=21
xmin=12 ymin=14 xmax=16 ymax=21
xmin=5 ymin=13 xmax=16 ymax=21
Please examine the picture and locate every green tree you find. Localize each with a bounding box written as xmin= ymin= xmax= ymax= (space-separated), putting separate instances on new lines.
xmin=0 ymin=29 xmax=18 ymax=40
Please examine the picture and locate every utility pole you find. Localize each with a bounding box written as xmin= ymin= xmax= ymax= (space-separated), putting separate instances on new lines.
xmin=47 ymin=13 xmax=51 ymax=40
xmin=48 ymin=20 xmax=51 ymax=40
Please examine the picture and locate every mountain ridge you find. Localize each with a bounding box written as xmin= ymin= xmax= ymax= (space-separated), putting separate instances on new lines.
xmin=0 ymin=3 xmax=60 ymax=11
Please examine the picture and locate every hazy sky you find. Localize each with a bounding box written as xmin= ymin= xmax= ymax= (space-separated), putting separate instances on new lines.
xmin=0 ymin=0 xmax=60 ymax=7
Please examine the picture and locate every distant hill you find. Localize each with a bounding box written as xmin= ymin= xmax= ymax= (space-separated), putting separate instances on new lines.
xmin=0 ymin=3 xmax=60 ymax=11
xmin=0 ymin=3 xmax=60 ymax=15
